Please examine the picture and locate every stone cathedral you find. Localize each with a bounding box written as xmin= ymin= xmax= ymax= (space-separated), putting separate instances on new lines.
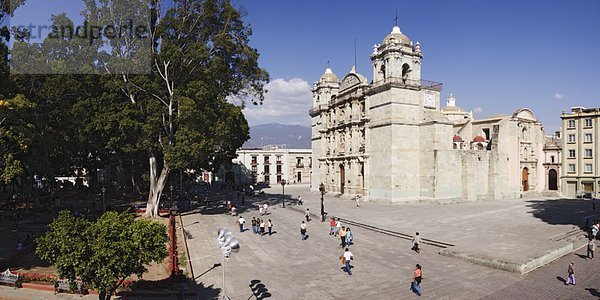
xmin=310 ymin=25 xmax=547 ymax=203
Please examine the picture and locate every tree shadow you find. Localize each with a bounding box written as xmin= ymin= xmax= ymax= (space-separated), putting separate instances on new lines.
xmin=249 ymin=279 xmax=271 ymax=299
xmin=585 ymin=288 xmax=600 ymax=298
xmin=526 ymin=198 xmax=600 ymax=227
xmin=117 ymin=276 xmax=221 ymax=300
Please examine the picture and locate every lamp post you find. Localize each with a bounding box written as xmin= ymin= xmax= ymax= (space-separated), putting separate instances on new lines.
xmin=319 ymin=183 xmax=326 ymax=222
xmin=281 ymin=179 xmax=287 ymax=208
xmin=217 ymin=227 xmax=240 ymax=300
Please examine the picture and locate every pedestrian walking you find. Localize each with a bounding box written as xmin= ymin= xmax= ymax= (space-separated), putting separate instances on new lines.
xmin=411 ymin=264 xmax=423 ymax=296
xmin=305 ymin=208 xmax=311 ymax=222
xmin=263 ymin=203 xmax=269 ymax=215
xmin=300 ymin=221 xmax=307 ymax=240
xmin=412 ymin=232 xmax=421 ymax=253
xmin=237 ymin=215 xmax=245 ymax=232
xmin=587 ymin=239 xmax=596 ymax=259
xmin=340 ymin=248 xmax=353 ymax=275
xmin=334 ymin=218 xmax=342 ymax=237
xmin=339 ymin=226 xmax=347 ymax=248
xmin=329 ymin=217 xmax=336 ymax=235
xmin=268 ymin=219 xmax=273 ymax=236
xmin=346 ymin=227 xmax=353 ymax=246
xmin=255 ymin=218 xmax=261 ymax=234
xmin=259 ymin=205 xmax=264 ymax=216
xmin=355 ymin=195 xmax=361 ymax=207
xmin=298 ymin=196 xmax=303 ymax=205
xmin=251 ymin=217 xmax=257 ymax=234
xmin=259 ymin=219 xmax=266 ymax=236
xmin=565 ymin=262 xmax=575 ymax=285
xmin=592 ymin=223 xmax=599 ymax=240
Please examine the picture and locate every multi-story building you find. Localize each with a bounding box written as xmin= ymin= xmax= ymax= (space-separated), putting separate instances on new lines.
xmin=561 ymin=107 xmax=600 ymax=197
xmin=310 ymin=25 xmax=547 ymax=202
xmin=229 ymin=145 xmax=312 ymax=186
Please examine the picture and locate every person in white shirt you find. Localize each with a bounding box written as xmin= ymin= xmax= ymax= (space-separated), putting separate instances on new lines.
xmin=412 ymin=232 xmax=421 ymax=253
xmin=342 ymin=248 xmax=353 ymax=275
xmin=237 ymin=216 xmax=245 ymax=232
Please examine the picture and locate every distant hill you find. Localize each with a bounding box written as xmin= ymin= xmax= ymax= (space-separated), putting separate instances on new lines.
xmin=243 ymin=123 xmax=311 ymax=149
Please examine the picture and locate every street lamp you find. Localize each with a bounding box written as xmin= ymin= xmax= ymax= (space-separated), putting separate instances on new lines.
xmin=217 ymin=227 xmax=240 ymax=300
xmin=281 ymin=179 xmax=287 ymax=208
xmin=319 ymin=183 xmax=326 ymax=222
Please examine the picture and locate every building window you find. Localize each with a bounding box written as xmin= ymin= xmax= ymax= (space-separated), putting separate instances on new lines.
xmin=568 ymin=164 xmax=576 ymax=173
xmin=550 ymin=155 xmax=555 ymax=163
xmin=264 ymin=165 xmax=270 ymax=174
xmin=585 ymin=149 xmax=593 ymax=158
xmin=276 ymin=175 xmax=281 ymax=183
xmin=585 ymin=118 xmax=592 ymax=127
xmin=276 ymin=165 xmax=282 ymax=173
xmin=264 ymin=156 xmax=270 ymax=164
xmin=568 ymin=149 xmax=576 ymax=158
xmin=584 ymin=164 xmax=593 ymax=173
xmin=264 ymin=175 xmax=270 ymax=183
xmin=251 ymin=156 xmax=257 ymax=164
xmin=276 ymin=156 xmax=282 ymax=162
xmin=585 ymin=133 xmax=592 ymax=143
xmin=568 ymin=134 xmax=575 ymax=143
xmin=568 ymin=120 xmax=575 ymax=128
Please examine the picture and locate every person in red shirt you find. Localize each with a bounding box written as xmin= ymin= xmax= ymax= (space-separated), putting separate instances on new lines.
xmin=412 ymin=264 xmax=423 ymax=296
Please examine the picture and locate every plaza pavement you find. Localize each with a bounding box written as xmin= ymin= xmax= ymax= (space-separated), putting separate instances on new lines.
xmin=182 ymin=184 xmax=600 ymax=299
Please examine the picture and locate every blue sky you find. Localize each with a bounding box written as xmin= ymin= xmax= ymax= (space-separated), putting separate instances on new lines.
xmin=240 ymin=0 xmax=600 ymax=133
xmin=10 ymin=0 xmax=600 ymax=133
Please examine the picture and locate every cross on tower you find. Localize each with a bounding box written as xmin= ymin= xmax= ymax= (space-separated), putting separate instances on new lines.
xmin=327 ymin=60 xmax=330 ymax=68
xmin=394 ymin=9 xmax=398 ymax=26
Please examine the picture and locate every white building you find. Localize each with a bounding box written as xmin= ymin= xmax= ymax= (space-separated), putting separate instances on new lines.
xmin=310 ymin=25 xmax=547 ymax=202
xmin=224 ymin=145 xmax=312 ymax=186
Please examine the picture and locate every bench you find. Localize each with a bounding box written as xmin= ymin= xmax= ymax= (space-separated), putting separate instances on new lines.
xmin=0 ymin=269 xmax=21 ymax=289
xmin=55 ymin=279 xmax=85 ymax=295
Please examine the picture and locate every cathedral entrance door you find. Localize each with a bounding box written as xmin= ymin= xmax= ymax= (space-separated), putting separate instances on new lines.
xmin=340 ymin=164 xmax=345 ymax=194
xmin=548 ymin=169 xmax=558 ymax=190
xmin=522 ymin=167 xmax=529 ymax=192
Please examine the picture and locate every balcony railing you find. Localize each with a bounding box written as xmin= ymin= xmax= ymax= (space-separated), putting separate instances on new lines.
xmin=372 ymin=77 xmax=443 ymax=91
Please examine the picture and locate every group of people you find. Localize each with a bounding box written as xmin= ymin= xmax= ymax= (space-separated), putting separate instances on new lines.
xmin=251 ymin=216 xmax=274 ymax=236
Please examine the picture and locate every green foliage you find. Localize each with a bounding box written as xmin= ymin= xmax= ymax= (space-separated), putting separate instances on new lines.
xmin=36 ymin=210 xmax=168 ymax=296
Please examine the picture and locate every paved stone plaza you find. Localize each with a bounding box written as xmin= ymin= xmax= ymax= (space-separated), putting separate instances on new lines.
xmin=182 ymin=184 xmax=600 ymax=299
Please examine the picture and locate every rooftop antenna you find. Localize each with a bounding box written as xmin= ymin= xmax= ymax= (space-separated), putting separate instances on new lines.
xmin=394 ymin=9 xmax=398 ymax=26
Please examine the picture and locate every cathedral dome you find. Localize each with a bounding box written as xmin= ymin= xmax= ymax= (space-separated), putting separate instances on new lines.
xmin=320 ymin=68 xmax=339 ymax=83
xmin=382 ymin=26 xmax=411 ymax=46
xmin=473 ymin=135 xmax=486 ymax=142
xmin=453 ymin=135 xmax=463 ymax=142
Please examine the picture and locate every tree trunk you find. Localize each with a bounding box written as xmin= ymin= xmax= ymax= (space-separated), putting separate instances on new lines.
xmin=143 ymin=154 xmax=170 ymax=218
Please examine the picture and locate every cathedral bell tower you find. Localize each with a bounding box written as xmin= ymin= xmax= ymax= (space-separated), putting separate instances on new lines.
xmin=371 ymin=25 xmax=422 ymax=85
xmin=310 ymin=68 xmax=340 ymax=191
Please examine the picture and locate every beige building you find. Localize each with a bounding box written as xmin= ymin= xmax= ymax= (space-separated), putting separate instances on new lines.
xmin=543 ymin=132 xmax=561 ymax=192
xmin=231 ymin=146 xmax=312 ymax=186
xmin=310 ymin=25 xmax=547 ymax=203
xmin=561 ymin=107 xmax=600 ymax=197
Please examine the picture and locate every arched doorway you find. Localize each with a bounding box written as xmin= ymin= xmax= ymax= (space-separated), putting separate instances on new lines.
xmin=548 ymin=169 xmax=558 ymax=190
xmin=522 ymin=167 xmax=529 ymax=191
xmin=339 ymin=164 xmax=345 ymax=194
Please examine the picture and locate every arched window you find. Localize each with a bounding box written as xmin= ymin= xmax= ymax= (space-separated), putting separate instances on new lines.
xmin=402 ymin=63 xmax=411 ymax=83
xmin=380 ymin=64 xmax=386 ymax=80
xmin=522 ymin=127 xmax=528 ymax=140
xmin=477 ymin=143 xmax=484 ymax=150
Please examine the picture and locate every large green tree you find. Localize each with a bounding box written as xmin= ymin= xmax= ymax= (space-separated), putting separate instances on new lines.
xmin=85 ymin=0 xmax=268 ymax=217
xmin=36 ymin=210 xmax=168 ymax=300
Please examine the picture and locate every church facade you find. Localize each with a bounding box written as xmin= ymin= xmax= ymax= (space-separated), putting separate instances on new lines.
xmin=310 ymin=25 xmax=547 ymax=203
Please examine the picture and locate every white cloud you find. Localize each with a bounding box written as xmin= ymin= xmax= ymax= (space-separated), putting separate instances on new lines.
xmin=473 ymin=107 xmax=483 ymax=113
xmin=243 ymin=78 xmax=312 ymax=126
xmin=553 ymin=93 xmax=564 ymax=99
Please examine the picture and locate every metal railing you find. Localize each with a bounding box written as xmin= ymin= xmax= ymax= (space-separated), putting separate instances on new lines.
xmin=372 ymin=77 xmax=443 ymax=91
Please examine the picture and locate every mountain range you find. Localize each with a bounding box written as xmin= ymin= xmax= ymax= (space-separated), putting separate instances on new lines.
xmin=243 ymin=123 xmax=311 ymax=149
